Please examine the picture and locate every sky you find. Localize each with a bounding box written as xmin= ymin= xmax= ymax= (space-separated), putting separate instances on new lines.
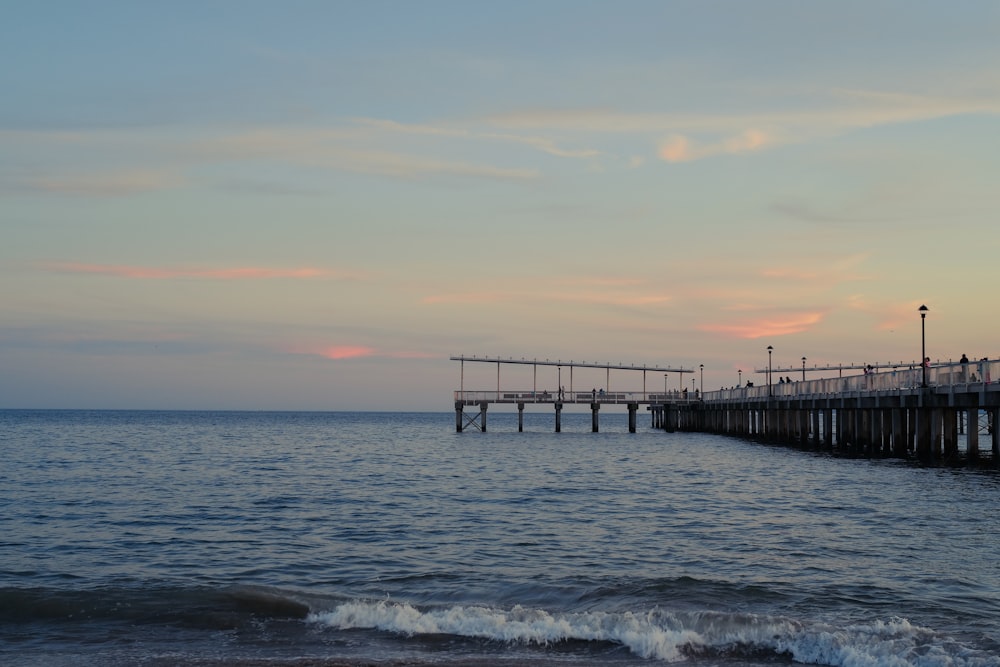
xmin=3 ymin=1 xmax=1000 ymax=411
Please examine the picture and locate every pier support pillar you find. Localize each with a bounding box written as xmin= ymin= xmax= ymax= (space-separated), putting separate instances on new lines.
xmin=554 ymin=402 xmax=562 ymax=433
xmin=455 ymin=401 xmax=463 ymax=433
xmin=479 ymin=402 xmax=488 ymax=433
xmin=517 ymin=402 xmax=525 ymax=432
xmin=931 ymin=408 xmax=943 ymax=459
xmin=664 ymin=405 xmax=676 ymax=433
xmin=915 ymin=408 xmax=932 ymax=460
xmin=591 ymin=402 xmax=600 ymax=433
xmin=628 ymin=403 xmax=638 ymax=433
xmin=943 ymin=409 xmax=959 ymax=459
xmin=990 ymin=407 xmax=1000 ymax=460
xmin=967 ymin=408 xmax=979 ymax=462
xmin=891 ymin=408 xmax=906 ymax=457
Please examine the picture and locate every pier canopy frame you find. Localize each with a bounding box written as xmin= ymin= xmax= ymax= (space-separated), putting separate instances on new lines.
xmin=451 ymin=355 xmax=693 ymax=404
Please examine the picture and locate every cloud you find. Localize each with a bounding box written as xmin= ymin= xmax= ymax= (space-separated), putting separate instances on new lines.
xmin=699 ymin=311 xmax=827 ymax=339
xmin=289 ymin=344 xmax=435 ymax=360
xmin=846 ymin=296 xmax=928 ymax=332
xmin=22 ymin=169 xmax=182 ymax=196
xmin=486 ymin=85 xmax=1000 ymax=165
xmin=659 ymin=129 xmax=772 ymax=163
xmin=195 ymin=126 xmax=542 ymax=182
xmin=333 ymin=149 xmax=540 ymax=181
xmin=357 ymin=117 xmax=603 ymax=159
xmin=659 ymin=135 xmax=692 ymax=162
xmin=421 ymin=277 xmax=672 ymax=308
xmin=317 ymin=345 xmax=376 ymax=360
xmin=39 ymin=262 xmax=360 ymax=280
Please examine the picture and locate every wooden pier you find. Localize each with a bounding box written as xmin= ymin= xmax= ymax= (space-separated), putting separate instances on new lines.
xmin=681 ymin=363 xmax=1000 ymax=464
xmin=453 ymin=355 xmax=1000 ymax=464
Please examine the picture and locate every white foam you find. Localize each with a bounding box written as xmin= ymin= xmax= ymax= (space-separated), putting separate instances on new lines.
xmin=312 ymin=600 xmax=700 ymax=661
xmin=310 ymin=601 xmax=1000 ymax=666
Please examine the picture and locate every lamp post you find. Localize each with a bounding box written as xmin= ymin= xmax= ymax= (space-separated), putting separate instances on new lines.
xmin=919 ymin=304 xmax=929 ymax=387
xmin=664 ymin=373 xmax=668 ymax=396
xmin=699 ymin=364 xmax=704 ymax=395
xmin=801 ymin=356 xmax=806 ymax=382
xmin=767 ymin=345 xmax=773 ymax=396
xmin=738 ymin=369 xmax=742 ymax=386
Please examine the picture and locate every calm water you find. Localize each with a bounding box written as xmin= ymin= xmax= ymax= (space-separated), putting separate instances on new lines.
xmin=1 ymin=409 xmax=998 ymax=666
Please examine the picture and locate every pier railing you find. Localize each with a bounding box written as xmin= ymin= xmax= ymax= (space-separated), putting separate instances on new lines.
xmin=453 ymin=360 xmax=999 ymax=407
xmin=704 ymin=360 xmax=998 ymax=402
xmin=453 ymin=390 xmax=700 ymax=405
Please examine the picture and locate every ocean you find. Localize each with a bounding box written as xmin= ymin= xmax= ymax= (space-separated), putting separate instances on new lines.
xmin=1 ymin=409 xmax=998 ymax=666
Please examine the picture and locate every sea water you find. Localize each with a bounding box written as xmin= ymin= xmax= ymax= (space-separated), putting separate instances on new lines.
xmin=1 ymin=409 xmax=998 ymax=666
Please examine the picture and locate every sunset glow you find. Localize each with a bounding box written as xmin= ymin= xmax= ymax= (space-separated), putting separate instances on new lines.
xmin=2 ymin=3 xmax=998 ymax=409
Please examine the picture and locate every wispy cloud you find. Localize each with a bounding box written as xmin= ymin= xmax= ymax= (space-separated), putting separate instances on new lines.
xmin=317 ymin=345 xmax=376 ymax=360
xmin=845 ymin=296 xmax=928 ymax=332
xmin=22 ymin=169 xmax=182 ymax=196
xmin=195 ymin=127 xmax=542 ymax=182
xmin=356 ymin=117 xmax=603 ymax=159
xmin=659 ymin=129 xmax=771 ymax=162
xmin=484 ymin=85 xmax=1000 ymax=164
xmin=39 ymin=262 xmax=361 ymax=280
xmin=421 ymin=277 xmax=671 ymax=308
xmin=288 ymin=344 xmax=435 ymax=360
xmin=699 ymin=310 xmax=827 ymax=339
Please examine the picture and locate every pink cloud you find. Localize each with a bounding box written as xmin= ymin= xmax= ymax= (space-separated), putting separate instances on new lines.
xmin=700 ymin=311 xmax=826 ymax=339
xmin=659 ymin=129 xmax=771 ymax=163
xmin=289 ymin=344 xmax=434 ymax=360
xmin=659 ymin=135 xmax=691 ymax=162
xmin=39 ymin=262 xmax=357 ymax=280
xmin=318 ymin=345 xmax=376 ymax=360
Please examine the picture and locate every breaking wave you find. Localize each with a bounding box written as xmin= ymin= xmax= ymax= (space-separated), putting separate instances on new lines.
xmin=312 ymin=599 xmax=1000 ymax=666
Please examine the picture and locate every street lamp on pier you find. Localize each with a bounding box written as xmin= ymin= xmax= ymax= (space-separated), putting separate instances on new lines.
xmin=919 ymin=304 xmax=929 ymax=387
xmin=738 ymin=369 xmax=742 ymax=386
xmin=699 ymin=364 xmax=704 ymax=395
xmin=801 ymin=357 xmax=806 ymax=382
xmin=664 ymin=373 xmax=668 ymax=396
xmin=767 ymin=346 xmax=774 ymax=396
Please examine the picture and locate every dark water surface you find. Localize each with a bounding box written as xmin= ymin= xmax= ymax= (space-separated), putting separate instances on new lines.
xmin=1 ymin=409 xmax=998 ymax=666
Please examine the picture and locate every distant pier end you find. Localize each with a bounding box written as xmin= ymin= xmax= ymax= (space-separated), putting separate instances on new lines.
xmin=451 ymin=355 xmax=694 ymax=433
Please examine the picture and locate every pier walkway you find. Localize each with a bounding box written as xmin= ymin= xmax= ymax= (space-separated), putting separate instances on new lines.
xmin=453 ymin=356 xmax=1000 ymax=464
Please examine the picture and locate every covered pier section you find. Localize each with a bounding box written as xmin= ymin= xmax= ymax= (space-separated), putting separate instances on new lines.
xmin=451 ymin=355 xmax=695 ymax=433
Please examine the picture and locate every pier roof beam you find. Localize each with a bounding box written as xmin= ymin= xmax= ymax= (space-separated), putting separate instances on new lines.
xmin=450 ymin=355 xmax=693 ymax=374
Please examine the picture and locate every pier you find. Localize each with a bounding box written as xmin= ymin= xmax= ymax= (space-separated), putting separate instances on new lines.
xmin=451 ymin=356 xmax=695 ymax=433
xmin=453 ymin=355 xmax=1000 ymax=464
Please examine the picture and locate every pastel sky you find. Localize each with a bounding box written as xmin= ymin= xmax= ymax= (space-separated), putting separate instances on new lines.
xmin=3 ymin=1 xmax=999 ymax=411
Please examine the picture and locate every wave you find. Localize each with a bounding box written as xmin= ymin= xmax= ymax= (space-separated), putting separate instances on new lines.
xmin=0 ymin=584 xmax=311 ymax=629
xmin=5 ymin=584 xmax=998 ymax=666
xmin=311 ymin=599 xmax=1000 ymax=666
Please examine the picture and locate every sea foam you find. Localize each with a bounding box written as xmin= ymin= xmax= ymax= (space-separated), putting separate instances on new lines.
xmin=311 ymin=600 xmax=1000 ymax=666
